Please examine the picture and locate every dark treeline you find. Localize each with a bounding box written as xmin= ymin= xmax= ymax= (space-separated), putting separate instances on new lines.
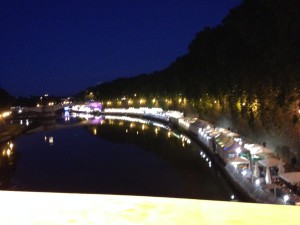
xmin=0 ymin=89 xmax=65 ymax=109
xmin=89 ymin=0 xmax=300 ymax=100
xmin=0 ymin=88 xmax=15 ymax=110
xmin=84 ymin=0 xmax=300 ymax=158
xmin=88 ymin=0 xmax=300 ymax=103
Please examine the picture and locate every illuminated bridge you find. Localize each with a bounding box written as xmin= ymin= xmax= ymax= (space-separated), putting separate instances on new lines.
xmin=22 ymin=104 xmax=71 ymax=114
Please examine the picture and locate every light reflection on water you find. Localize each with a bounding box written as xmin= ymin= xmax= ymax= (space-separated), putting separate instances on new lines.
xmin=0 ymin=114 xmax=241 ymax=201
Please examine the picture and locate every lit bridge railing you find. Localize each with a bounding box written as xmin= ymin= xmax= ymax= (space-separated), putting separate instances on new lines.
xmin=0 ymin=191 xmax=298 ymax=225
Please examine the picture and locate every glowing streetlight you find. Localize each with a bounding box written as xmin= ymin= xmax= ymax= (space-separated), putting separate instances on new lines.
xmin=139 ymin=98 xmax=145 ymax=105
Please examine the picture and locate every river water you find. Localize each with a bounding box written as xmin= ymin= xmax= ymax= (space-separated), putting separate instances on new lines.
xmin=0 ymin=113 xmax=241 ymax=201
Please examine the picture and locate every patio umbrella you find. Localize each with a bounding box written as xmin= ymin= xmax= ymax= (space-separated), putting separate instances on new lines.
xmin=258 ymin=158 xmax=279 ymax=168
xmin=265 ymin=167 xmax=272 ymax=184
xmin=244 ymin=143 xmax=273 ymax=155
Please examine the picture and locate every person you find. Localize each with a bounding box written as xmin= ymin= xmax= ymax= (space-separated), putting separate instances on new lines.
xmin=291 ymin=155 xmax=297 ymax=167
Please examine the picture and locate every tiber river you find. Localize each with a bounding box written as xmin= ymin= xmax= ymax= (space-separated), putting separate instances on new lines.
xmin=0 ymin=112 xmax=242 ymax=201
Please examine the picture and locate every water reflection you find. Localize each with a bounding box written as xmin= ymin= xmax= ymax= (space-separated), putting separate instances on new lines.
xmin=0 ymin=141 xmax=17 ymax=188
xmin=44 ymin=136 xmax=54 ymax=145
xmin=1 ymin=113 xmax=240 ymax=201
xmin=81 ymin=116 xmax=234 ymax=200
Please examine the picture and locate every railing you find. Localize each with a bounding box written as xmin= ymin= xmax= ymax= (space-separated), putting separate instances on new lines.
xmin=0 ymin=191 xmax=298 ymax=225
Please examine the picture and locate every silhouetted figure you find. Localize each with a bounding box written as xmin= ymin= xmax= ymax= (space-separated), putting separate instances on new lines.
xmin=291 ymin=155 xmax=297 ymax=167
xmin=263 ymin=142 xmax=266 ymax=147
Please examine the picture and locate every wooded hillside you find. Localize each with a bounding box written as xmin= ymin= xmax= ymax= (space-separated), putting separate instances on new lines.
xmin=83 ymin=0 xmax=300 ymax=161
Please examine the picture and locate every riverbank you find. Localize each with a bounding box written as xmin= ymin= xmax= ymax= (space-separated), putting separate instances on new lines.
xmin=4 ymin=106 xmax=300 ymax=205
xmin=94 ymin=107 xmax=299 ymax=205
xmin=0 ymin=123 xmax=24 ymax=143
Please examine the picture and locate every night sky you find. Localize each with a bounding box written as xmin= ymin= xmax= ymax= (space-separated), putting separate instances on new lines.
xmin=1 ymin=0 xmax=241 ymax=97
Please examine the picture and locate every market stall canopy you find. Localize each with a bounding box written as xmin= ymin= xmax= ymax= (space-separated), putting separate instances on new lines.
xmin=226 ymin=132 xmax=241 ymax=142
xmin=279 ymin=172 xmax=300 ymax=185
xmin=224 ymin=141 xmax=240 ymax=152
xmin=192 ymin=119 xmax=208 ymax=128
xmin=215 ymin=134 xmax=234 ymax=147
xmin=226 ymin=132 xmax=240 ymax=138
xmin=205 ymin=128 xmax=215 ymax=135
xmin=208 ymin=131 xmax=220 ymax=138
xmin=258 ymin=158 xmax=280 ymax=167
xmin=244 ymin=143 xmax=273 ymax=155
xmin=221 ymin=138 xmax=235 ymax=149
xmin=228 ymin=156 xmax=249 ymax=165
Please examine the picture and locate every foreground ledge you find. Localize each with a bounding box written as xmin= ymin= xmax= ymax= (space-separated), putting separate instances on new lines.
xmin=0 ymin=191 xmax=298 ymax=225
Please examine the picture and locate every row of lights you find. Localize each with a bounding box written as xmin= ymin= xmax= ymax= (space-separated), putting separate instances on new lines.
xmin=100 ymin=97 xmax=188 ymax=106
xmin=37 ymin=102 xmax=55 ymax=107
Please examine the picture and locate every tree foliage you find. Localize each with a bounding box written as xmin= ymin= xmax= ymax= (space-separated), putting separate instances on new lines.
xmin=0 ymin=88 xmax=15 ymax=110
xmin=83 ymin=0 xmax=300 ymax=149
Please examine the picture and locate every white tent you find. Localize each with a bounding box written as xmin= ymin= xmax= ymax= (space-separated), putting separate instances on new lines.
xmin=258 ymin=158 xmax=280 ymax=168
xmin=208 ymin=130 xmax=220 ymax=138
xmin=279 ymin=172 xmax=300 ymax=185
xmin=244 ymin=143 xmax=273 ymax=155
xmin=228 ymin=156 xmax=249 ymax=165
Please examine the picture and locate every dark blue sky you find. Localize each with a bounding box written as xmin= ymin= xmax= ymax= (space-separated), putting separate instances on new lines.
xmin=1 ymin=0 xmax=241 ymax=97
